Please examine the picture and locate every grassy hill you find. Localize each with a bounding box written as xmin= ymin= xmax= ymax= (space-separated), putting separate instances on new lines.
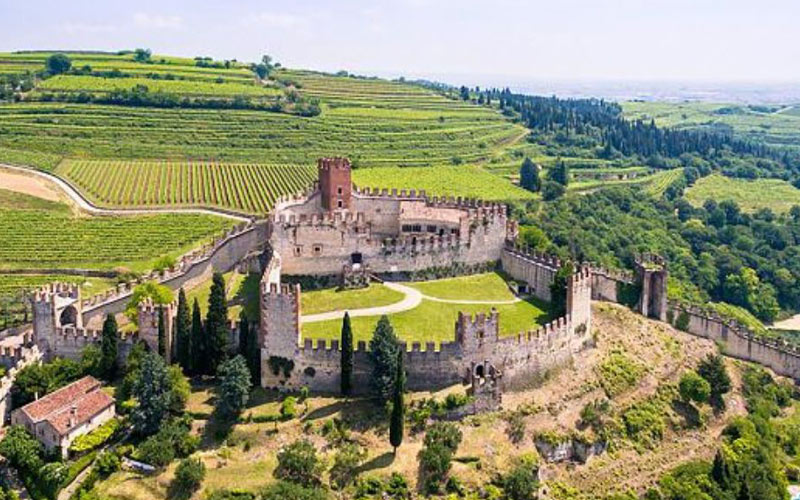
xmin=685 ymin=173 xmax=800 ymax=213
xmin=621 ymin=101 xmax=800 ymax=152
xmin=0 ymin=51 xmax=531 ymax=214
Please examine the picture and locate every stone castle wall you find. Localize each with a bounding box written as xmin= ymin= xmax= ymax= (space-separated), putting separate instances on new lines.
xmin=270 ymin=183 xmax=511 ymax=277
xmin=260 ymin=248 xmax=594 ymax=393
xmin=78 ymin=222 xmax=263 ymax=325
xmin=668 ymin=302 xmax=800 ymax=379
xmin=500 ymin=246 xmax=561 ymax=302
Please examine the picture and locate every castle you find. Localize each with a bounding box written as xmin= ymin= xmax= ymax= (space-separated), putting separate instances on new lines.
xmin=25 ymin=157 xmax=700 ymax=400
xmin=258 ymin=158 xmax=595 ymax=393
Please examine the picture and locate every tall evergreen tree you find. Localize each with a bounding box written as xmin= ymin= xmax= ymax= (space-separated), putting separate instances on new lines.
xmin=238 ymin=311 xmax=249 ymax=358
xmin=519 ymin=158 xmax=540 ymax=192
xmin=157 ymin=306 xmax=166 ymax=358
xmin=246 ymin=311 xmax=260 ymax=384
xmin=100 ymin=313 xmax=118 ymax=380
xmin=340 ymin=312 xmax=354 ymax=396
xmin=389 ymin=349 xmax=405 ymax=453
xmin=131 ymin=352 xmax=171 ymax=436
xmin=205 ymin=272 xmax=229 ymax=373
xmin=175 ymin=288 xmax=190 ymax=372
xmin=369 ymin=315 xmax=399 ymax=403
xmin=548 ymin=159 xmax=570 ymax=186
xmin=190 ymin=298 xmax=204 ymax=376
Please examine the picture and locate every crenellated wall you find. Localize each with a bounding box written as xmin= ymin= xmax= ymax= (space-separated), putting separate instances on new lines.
xmin=668 ymin=302 xmax=800 ymax=379
xmin=500 ymin=246 xmax=560 ymax=302
xmin=260 ymin=246 xmax=594 ymax=393
xmin=78 ymin=221 xmax=263 ymax=324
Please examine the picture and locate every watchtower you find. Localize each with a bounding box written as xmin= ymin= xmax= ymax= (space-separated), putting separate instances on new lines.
xmin=635 ymin=254 xmax=668 ymax=322
xmin=137 ymin=298 xmax=176 ymax=363
xmin=318 ymin=157 xmax=352 ymax=211
xmin=31 ymin=283 xmax=82 ymax=356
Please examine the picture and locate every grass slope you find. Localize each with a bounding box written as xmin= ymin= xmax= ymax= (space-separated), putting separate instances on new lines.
xmin=301 ymin=284 xmax=405 ymax=315
xmin=686 ymin=173 xmax=800 ymax=213
xmin=405 ymin=272 xmax=515 ymax=301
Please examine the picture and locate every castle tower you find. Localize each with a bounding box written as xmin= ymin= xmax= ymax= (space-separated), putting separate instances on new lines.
xmin=32 ymin=283 xmax=82 ymax=358
xmin=137 ymin=298 xmax=176 ymax=363
xmin=318 ymin=157 xmax=352 ymax=211
xmin=635 ymin=254 xmax=668 ymax=322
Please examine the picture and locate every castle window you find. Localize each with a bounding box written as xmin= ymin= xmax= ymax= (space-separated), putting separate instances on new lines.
xmin=451 ymin=228 xmax=458 ymax=234
xmin=337 ymin=186 xmax=343 ymax=195
xmin=294 ymin=246 xmax=302 ymax=257
xmin=313 ymin=245 xmax=323 ymax=256
xmin=337 ymin=200 xmax=343 ymax=208
xmin=427 ymin=225 xmax=437 ymax=233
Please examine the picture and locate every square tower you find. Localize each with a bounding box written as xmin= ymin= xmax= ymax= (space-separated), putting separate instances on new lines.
xmin=318 ymin=157 xmax=352 ymax=211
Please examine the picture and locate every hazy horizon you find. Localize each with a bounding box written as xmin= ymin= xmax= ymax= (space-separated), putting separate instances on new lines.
xmin=4 ymin=0 xmax=800 ymax=103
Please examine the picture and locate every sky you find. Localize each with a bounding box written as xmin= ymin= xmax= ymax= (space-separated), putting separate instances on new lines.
xmin=2 ymin=0 xmax=800 ymax=87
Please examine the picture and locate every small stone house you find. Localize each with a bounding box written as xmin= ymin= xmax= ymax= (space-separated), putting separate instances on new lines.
xmin=11 ymin=376 xmax=115 ymax=457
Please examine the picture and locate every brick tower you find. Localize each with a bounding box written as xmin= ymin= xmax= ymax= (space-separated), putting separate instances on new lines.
xmin=318 ymin=157 xmax=352 ymax=211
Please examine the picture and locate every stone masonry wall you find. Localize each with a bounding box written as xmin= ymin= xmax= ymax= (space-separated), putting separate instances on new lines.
xmin=260 ymin=248 xmax=594 ymax=393
xmin=500 ymin=246 xmax=560 ymax=302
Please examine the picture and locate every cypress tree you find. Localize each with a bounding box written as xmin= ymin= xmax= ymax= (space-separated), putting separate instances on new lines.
xmin=369 ymin=315 xmax=399 ymax=403
xmin=100 ymin=313 xmax=118 ymax=380
xmin=389 ymin=349 xmax=405 ymax=453
xmin=190 ymin=298 xmax=204 ymax=376
xmin=519 ymin=157 xmax=540 ymax=192
xmin=157 ymin=306 xmax=166 ymax=358
xmin=246 ymin=312 xmax=260 ymax=383
xmin=238 ymin=311 xmax=249 ymax=358
xmin=205 ymin=272 xmax=229 ymax=373
xmin=175 ymin=288 xmax=190 ymax=372
xmin=340 ymin=312 xmax=354 ymax=396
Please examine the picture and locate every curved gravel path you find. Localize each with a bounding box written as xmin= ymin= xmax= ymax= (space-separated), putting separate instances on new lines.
xmin=300 ymin=282 xmax=521 ymax=323
xmin=0 ymin=163 xmax=252 ymax=222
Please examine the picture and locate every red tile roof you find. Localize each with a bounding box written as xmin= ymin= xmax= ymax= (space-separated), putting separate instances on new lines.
xmin=18 ymin=376 xmax=113 ymax=436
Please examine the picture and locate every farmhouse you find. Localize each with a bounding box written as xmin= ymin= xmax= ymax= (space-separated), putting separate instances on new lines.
xmin=11 ymin=376 xmax=115 ymax=457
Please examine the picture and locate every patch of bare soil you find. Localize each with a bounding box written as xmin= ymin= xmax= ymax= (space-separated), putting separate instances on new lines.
xmin=0 ymin=166 xmax=63 ymax=202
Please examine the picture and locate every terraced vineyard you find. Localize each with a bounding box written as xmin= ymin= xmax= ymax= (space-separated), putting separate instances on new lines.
xmin=0 ymin=189 xmax=235 ymax=271
xmin=0 ymin=53 xmax=523 ymax=175
xmin=38 ymin=75 xmax=281 ymax=96
xmin=57 ymin=160 xmax=316 ymax=214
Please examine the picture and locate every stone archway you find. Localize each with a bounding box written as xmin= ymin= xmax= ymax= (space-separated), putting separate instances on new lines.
xmin=59 ymin=305 xmax=78 ymax=326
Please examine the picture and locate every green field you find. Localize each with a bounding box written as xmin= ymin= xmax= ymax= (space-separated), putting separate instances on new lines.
xmin=622 ymin=101 xmax=800 ymax=151
xmin=0 ymin=189 xmax=235 ymax=272
xmin=0 ymin=53 xmax=523 ymax=175
xmin=352 ymin=165 xmax=535 ymax=201
xmin=301 ymin=284 xmax=405 ymax=315
xmin=685 ymin=173 xmax=800 ymax=213
xmin=38 ymin=74 xmax=281 ymax=97
xmin=56 ymin=160 xmax=316 ymax=214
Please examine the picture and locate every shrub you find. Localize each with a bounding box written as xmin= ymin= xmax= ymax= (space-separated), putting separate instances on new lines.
xmin=137 ymin=435 xmax=175 ymax=467
xmin=501 ymin=454 xmax=540 ymax=500
xmin=94 ymin=451 xmax=121 ymax=477
xmin=679 ymin=371 xmax=711 ymax=404
xmin=418 ymin=443 xmax=452 ymax=494
xmin=260 ymin=481 xmax=328 ymax=500
xmin=274 ymin=439 xmax=323 ymax=488
xmin=169 ymin=457 xmax=206 ymax=500
xmin=69 ymin=418 xmax=120 ymax=453
xmin=280 ymin=396 xmax=298 ymax=420
xmin=206 ymin=490 xmax=256 ymax=500
xmin=505 ymin=411 xmax=526 ymax=444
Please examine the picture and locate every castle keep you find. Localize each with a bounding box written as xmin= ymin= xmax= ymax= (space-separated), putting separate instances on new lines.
xmin=269 ymin=158 xmax=515 ymax=277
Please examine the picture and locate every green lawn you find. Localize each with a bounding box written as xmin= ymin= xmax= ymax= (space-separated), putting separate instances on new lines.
xmin=406 ymin=272 xmax=514 ymax=301
xmin=685 ymin=173 xmax=800 ymax=213
xmin=185 ymin=271 xmax=260 ymax=321
xmin=302 ymin=296 xmax=552 ymax=347
xmin=300 ymin=284 xmax=405 ymax=315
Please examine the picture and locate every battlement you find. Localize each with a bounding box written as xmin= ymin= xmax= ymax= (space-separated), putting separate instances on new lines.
xmin=262 ymin=282 xmax=301 ymax=297
xmin=571 ymin=266 xmax=592 ymax=285
xmin=272 ymin=210 xmax=367 ymax=226
xmin=635 ymin=253 xmax=667 ymax=270
xmin=318 ymin=157 xmax=351 ymax=172
xmin=503 ymin=244 xmax=562 ymax=270
xmin=33 ymin=282 xmax=80 ymax=302
xmin=589 ymin=265 xmax=635 ymax=283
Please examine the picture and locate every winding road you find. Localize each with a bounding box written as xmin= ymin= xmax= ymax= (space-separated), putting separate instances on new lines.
xmin=0 ymin=163 xmax=252 ymax=222
xmin=300 ymin=282 xmax=521 ymax=323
